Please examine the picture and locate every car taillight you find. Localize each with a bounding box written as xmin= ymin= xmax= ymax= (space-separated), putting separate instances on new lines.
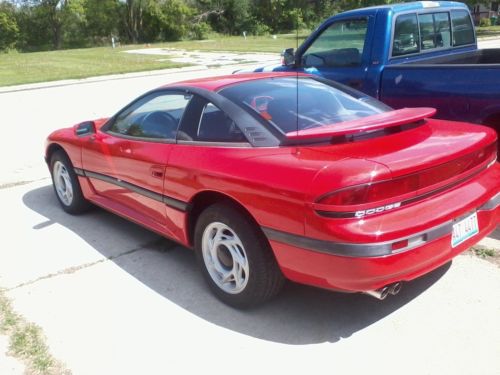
xmin=317 ymin=141 xmax=497 ymax=206
xmin=317 ymin=175 xmax=418 ymax=206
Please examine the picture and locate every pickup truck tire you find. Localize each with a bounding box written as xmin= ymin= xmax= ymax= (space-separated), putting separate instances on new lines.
xmin=194 ymin=202 xmax=285 ymax=308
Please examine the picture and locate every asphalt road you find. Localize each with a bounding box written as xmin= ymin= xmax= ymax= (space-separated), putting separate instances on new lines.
xmin=0 ymin=63 xmax=499 ymax=374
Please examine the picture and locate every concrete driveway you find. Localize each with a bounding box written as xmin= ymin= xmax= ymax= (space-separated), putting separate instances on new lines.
xmin=2 ymin=180 xmax=500 ymax=374
xmin=1 ymin=64 xmax=500 ymax=374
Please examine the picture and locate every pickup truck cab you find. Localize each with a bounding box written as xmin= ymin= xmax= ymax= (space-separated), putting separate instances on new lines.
xmin=249 ymin=1 xmax=500 ymax=137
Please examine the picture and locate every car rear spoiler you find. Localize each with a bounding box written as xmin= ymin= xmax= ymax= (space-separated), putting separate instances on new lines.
xmin=284 ymin=107 xmax=436 ymax=141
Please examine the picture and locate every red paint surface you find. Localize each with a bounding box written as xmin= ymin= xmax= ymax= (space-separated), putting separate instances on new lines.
xmin=45 ymin=73 xmax=500 ymax=293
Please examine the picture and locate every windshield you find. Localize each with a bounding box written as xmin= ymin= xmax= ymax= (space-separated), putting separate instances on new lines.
xmin=219 ymin=77 xmax=390 ymax=134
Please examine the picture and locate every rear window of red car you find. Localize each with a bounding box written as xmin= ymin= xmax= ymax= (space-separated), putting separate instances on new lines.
xmin=219 ymin=77 xmax=389 ymax=134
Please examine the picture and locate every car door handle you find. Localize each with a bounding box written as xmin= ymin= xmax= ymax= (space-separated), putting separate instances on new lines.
xmin=150 ymin=166 xmax=164 ymax=179
xmin=119 ymin=146 xmax=132 ymax=154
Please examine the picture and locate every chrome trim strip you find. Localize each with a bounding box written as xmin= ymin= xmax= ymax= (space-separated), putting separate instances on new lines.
xmin=176 ymin=140 xmax=252 ymax=148
xmin=263 ymin=220 xmax=453 ymax=258
xmin=79 ymin=169 xmax=189 ymax=212
xmin=263 ymin=193 xmax=500 ymax=258
xmin=479 ymin=193 xmax=500 ymax=211
xmin=262 ymin=226 xmax=393 ymax=257
xmin=74 ymin=168 xmax=85 ymax=177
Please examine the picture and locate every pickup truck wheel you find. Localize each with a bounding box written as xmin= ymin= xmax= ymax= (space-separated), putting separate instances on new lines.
xmin=50 ymin=151 xmax=91 ymax=214
xmin=194 ymin=203 xmax=284 ymax=308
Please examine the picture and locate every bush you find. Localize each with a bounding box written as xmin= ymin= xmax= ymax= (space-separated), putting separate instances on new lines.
xmin=159 ymin=0 xmax=195 ymax=41
xmin=252 ymin=22 xmax=271 ymax=36
xmin=479 ymin=18 xmax=491 ymax=27
xmin=0 ymin=11 xmax=19 ymax=51
xmin=190 ymin=22 xmax=212 ymax=40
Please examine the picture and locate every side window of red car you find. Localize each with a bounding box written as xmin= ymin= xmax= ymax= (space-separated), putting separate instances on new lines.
xmin=110 ymin=92 xmax=192 ymax=140
xmin=195 ymin=103 xmax=247 ymax=143
xmin=177 ymin=96 xmax=248 ymax=144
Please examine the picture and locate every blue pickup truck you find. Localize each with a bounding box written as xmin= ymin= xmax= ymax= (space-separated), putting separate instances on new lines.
xmin=247 ymin=1 xmax=500 ymax=136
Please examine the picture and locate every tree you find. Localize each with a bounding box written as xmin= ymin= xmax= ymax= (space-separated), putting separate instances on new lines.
xmin=0 ymin=3 xmax=19 ymax=51
xmin=15 ymin=2 xmax=52 ymax=51
xmin=84 ymin=0 xmax=120 ymax=42
xmin=39 ymin=0 xmax=66 ymax=49
xmin=123 ymin=0 xmax=147 ymax=43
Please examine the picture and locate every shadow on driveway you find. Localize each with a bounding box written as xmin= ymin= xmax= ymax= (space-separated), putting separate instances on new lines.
xmin=490 ymin=226 xmax=500 ymax=241
xmin=23 ymin=184 xmax=450 ymax=345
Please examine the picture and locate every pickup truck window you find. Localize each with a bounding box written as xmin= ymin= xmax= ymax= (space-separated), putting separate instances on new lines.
xmin=301 ymin=19 xmax=368 ymax=68
xmin=451 ymin=10 xmax=474 ymax=46
xmin=419 ymin=12 xmax=451 ymax=50
xmin=393 ymin=14 xmax=420 ymax=56
xmin=393 ymin=11 xmax=463 ymax=57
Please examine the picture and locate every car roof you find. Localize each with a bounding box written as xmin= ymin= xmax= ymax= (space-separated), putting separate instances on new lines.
xmin=336 ymin=1 xmax=467 ymax=16
xmin=160 ymin=72 xmax=311 ymax=92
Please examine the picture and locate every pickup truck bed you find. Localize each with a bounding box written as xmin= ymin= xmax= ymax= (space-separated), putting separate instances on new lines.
xmin=381 ymin=48 xmax=500 ymax=126
xmin=406 ymin=48 xmax=500 ymax=64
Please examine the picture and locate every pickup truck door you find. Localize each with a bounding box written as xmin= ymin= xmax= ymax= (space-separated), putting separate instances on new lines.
xmin=297 ymin=16 xmax=375 ymax=95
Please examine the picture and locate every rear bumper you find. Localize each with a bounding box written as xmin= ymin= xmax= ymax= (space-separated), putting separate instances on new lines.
xmin=266 ymin=192 xmax=499 ymax=292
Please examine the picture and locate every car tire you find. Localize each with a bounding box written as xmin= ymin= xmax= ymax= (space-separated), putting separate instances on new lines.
xmin=50 ymin=150 xmax=91 ymax=214
xmin=194 ymin=202 xmax=285 ymax=308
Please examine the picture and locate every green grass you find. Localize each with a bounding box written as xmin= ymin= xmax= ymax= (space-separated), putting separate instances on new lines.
xmin=0 ymin=46 xmax=188 ymax=87
xmin=0 ymin=290 xmax=69 ymax=374
xmin=151 ymin=32 xmax=307 ymax=52
xmin=472 ymin=246 xmax=497 ymax=258
xmin=476 ymin=25 xmax=500 ymax=38
xmin=0 ymin=33 xmax=308 ymax=87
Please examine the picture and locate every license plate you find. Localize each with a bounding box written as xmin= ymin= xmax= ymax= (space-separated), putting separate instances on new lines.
xmin=451 ymin=212 xmax=479 ymax=248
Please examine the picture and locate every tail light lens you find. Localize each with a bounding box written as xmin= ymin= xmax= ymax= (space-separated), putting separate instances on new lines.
xmin=317 ymin=142 xmax=497 ymax=206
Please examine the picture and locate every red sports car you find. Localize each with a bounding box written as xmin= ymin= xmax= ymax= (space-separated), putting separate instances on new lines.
xmin=45 ymin=72 xmax=499 ymax=308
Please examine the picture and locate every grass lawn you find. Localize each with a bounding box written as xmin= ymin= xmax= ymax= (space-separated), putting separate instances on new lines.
xmin=476 ymin=25 xmax=500 ymax=38
xmin=0 ymin=46 xmax=189 ymax=87
xmin=0 ymin=33 xmax=307 ymax=87
xmin=152 ymin=32 xmax=307 ymax=53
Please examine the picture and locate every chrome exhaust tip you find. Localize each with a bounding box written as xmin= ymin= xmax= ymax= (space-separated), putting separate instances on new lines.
xmin=389 ymin=282 xmax=402 ymax=296
xmin=364 ymin=286 xmax=390 ymax=300
xmin=364 ymin=282 xmax=402 ymax=300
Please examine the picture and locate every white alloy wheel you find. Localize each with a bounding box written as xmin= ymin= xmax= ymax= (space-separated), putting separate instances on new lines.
xmin=201 ymin=222 xmax=250 ymax=294
xmin=53 ymin=160 xmax=74 ymax=206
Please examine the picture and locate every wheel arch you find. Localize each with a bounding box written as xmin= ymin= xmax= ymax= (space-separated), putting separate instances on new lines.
xmin=186 ymin=190 xmax=264 ymax=248
xmin=45 ymin=143 xmax=68 ymax=166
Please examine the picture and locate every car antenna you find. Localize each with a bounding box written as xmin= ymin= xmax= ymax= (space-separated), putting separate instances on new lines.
xmin=295 ymin=9 xmax=299 ymax=135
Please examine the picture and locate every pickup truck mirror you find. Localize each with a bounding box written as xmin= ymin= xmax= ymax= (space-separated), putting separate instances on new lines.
xmin=281 ymin=48 xmax=296 ymax=66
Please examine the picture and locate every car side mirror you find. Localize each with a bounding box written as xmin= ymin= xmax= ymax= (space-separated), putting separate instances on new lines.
xmin=281 ymin=48 xmax=296 ymax=66
xmin=75 ymin=121 xmax=96 ymax=136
